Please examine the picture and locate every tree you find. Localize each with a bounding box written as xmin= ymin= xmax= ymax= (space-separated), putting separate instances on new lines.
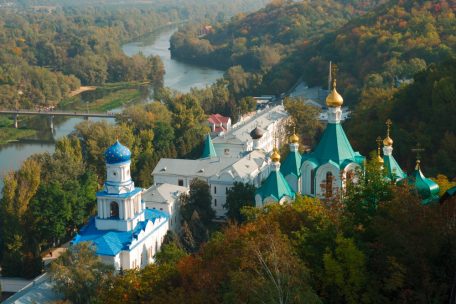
xmin=181 ymin=179 xmax=215 ymax=226
xmin=50 ymin=242 xmax=114 ymax=304
xmin=323 ymin=234 xmax=369 ymax=304
xmin=224 ymin=182 xmax=256 ymax=223
xmin=284 ymin=98 xmax=323 ymax=146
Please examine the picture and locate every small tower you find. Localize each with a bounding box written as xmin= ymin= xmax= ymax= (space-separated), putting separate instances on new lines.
xmin=281 ymin=128 xmax=302 ymax=193
xmin=382 ymin=119 xmax=406 ymax=182
xmin=95 ymin=140 xmax=145 ymax=232
xmin=255 ymin=146 xmax=295 ymax=206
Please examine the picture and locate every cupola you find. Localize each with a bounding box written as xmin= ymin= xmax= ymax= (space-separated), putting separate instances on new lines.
xmin=250 ymin=127 xmax=264 ymax=140
xmin=104 ymin=140 xmax=131 ymax=164
xmin=326 ymin=79 xmax=344 ymax=108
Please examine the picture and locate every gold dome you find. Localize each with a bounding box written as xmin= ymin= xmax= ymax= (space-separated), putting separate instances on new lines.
xmin=289 ymin=133 xmax=299 ymax=144
xmin=383 ymin=136 xmax=393 ymax=147
xmin=326 ymin=80 xmax=344 ymax=108
xmin=271 ymin=149 xmax=281 ymax=163
xmin=377 ymin=154 xmax=384 ymax=164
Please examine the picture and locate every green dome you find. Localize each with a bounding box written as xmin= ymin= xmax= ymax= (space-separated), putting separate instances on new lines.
xmin=406 ymin=161 xmax=440 ymax=205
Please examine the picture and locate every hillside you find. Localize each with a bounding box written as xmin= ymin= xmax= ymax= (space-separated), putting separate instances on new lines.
xmin=265 ymin=0 xmax=456 ymax=98
xmin=170 ymin=0 xmax=387 ymax=71
xmin=345 ymin=57 xmax=456 ymax=178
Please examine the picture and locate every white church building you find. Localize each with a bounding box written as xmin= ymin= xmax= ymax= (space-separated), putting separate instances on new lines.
xmin=72 ymin=141 xmax=169 ymax=270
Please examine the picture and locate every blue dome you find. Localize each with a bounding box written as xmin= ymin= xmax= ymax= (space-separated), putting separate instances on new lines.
xmin=104 ymin=140 xmax=131 ymax=164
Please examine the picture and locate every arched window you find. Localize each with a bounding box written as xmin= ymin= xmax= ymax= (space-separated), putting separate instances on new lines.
xmin=110 ymin=202 xmax=119 ymax=219
xmin=346 ymin=170 xmax=355 ymax=187
xmin=310 ymin=169 xmax=315 ymax=195
xmin=325 ymin=172 xmax=333 ymax=198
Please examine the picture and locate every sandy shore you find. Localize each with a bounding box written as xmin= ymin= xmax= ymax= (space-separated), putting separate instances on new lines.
xmin=68 ymin=86 xmax=97 ymax=97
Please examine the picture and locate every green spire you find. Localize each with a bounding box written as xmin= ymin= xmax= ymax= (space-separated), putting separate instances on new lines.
xmin=201 ymin=134 xmax=217 ymax=159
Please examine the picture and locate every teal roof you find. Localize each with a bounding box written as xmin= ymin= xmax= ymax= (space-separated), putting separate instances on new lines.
xmin=256 ymin=169 xmax=295 ymax=202
xmin=441 ymin=186 xmax=456 ymax=203
xmin=281 ymin=149 xmax=302 ymax=178
xmin=304 ymin=123 xmax=364 ymax=167
xmin=201 ymin=134 xmax=217 ymax=159
xmin=384 ymin=155 xmax=407 ymax=182
xmin=406 ymin=164 xmax=440 ymax=205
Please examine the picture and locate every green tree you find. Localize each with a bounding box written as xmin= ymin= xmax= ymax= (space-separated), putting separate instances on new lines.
xmin=323 ymin=234 xmax=369 ymax=304
xmin=284 ymin=97 xmax=323 ymax=146
xmin=50 ymin=242 xmax=114 ymax=304
xmin=224 ymin=182 xmax=256 ymax=223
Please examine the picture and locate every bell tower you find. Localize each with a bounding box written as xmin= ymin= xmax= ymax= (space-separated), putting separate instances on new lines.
xmin=95 ymin=140 xmax=145 ymax=231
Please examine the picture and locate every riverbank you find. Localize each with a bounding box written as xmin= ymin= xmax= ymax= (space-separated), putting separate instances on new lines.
xmin=0 ymin=117 xmax=37 ymax=145
xmin=61 ymin=82 xmax=149 ymax=112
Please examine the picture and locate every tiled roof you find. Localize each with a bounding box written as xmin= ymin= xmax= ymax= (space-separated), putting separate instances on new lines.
xmin=256 ymin=169 xmax=295 ymax=202
xmin=304 ymin=122 xmax=364 ymax=168
xmin=201 ymin=134 xmax=217 ymax=159
xmin=384 ymin=155 xmax=407 ymax=182
xmin=405 ymin=165 xmax=440 ymax=205
xmin=104 ymin=140 xmax=131 ymax=164
xmin=281 ymin=149 xmax=302 ymax=178
xmin=72 ymin=209 xmax=169 ymax=256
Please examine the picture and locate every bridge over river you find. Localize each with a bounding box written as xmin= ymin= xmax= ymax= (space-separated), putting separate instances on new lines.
xmin=0 ymin=109 xmax=118 ymax=129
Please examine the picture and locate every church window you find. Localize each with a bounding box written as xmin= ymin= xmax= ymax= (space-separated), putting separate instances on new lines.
xmin=113 ymin=171 xmax=117 ymax=176
xmin=110 ymin=202 xmax=119 ymax=219
xmin=214 ymin=186 xmax=217 ymax=194
xmin=214 ymin=199 xmax=217 ymax=207
xmin=310 ymin=169 xmax=315 ymax=195
xmin=178 ymin=179 xmax=184 ymax=186
xmin=346 ymin=170 xmax=355 ymax=186
xmin=325 ymin=172 xmax=333 ymax=197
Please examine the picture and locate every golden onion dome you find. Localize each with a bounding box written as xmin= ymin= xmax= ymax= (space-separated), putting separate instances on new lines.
xmin=326 ymin=80 xmax=344 ymax=108
xmin=271 ymin=149 xmax=281 ymax=163
xmin=377 ymin=154 xmax=384 ymax=164
xmin=289 ymin=133 xmax=299 ymax=144
xmin=383 ymin=136 xmax=393 ymax=147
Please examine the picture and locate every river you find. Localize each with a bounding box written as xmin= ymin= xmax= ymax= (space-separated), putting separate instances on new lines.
xmin=0 ymin=27 xmax=223 ymax=189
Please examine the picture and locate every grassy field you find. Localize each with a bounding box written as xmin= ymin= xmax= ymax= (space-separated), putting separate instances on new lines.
xmin=61 ymin=82 xmax=147 ymax=112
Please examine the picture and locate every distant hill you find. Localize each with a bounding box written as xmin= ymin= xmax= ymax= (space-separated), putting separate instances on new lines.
xmin=170 ymin=0 xmax=388 ymax=86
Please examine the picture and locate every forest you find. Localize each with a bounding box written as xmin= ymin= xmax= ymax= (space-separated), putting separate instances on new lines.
xmin=0 ymin=0 xmax=269 ymax=109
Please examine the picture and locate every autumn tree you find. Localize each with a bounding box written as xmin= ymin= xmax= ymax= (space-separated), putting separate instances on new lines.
xmin=50 ymin=242 xmax=114 ymax=304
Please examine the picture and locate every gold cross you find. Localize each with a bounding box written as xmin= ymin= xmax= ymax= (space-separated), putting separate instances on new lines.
xmin=331 ymin=64 xmax=338 ymax=88
xmin=411 ymin=143 xmax=425 ymax=161
xmin=385 ymin=119 xmax=392 ymax=136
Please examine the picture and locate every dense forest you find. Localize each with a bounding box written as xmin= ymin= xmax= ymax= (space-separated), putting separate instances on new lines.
xmin=170 ymin=0 xmax=455 ymax=98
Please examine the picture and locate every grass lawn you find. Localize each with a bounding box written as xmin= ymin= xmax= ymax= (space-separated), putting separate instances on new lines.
xmin=0 ymin=127 xmax=37 ymax=145
xmin=61 ymin=82 xmax=147 ymax=112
